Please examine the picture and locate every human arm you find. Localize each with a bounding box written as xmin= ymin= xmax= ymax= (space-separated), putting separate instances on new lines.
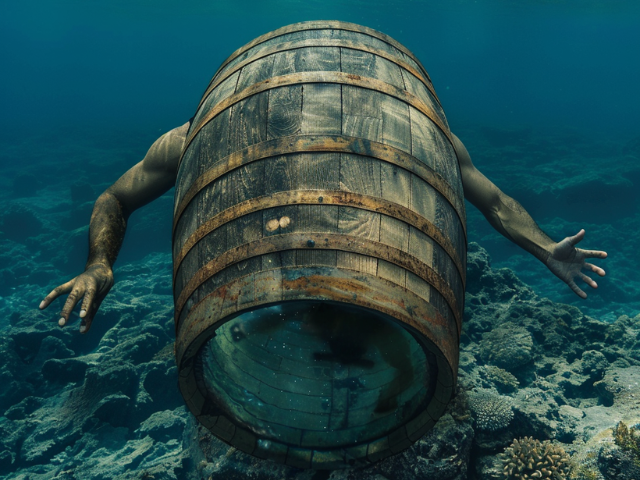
xmin=451 ymin=133 xmax=607 ymax=298
xmin=39 ymin=121 xmax=190 ymax=333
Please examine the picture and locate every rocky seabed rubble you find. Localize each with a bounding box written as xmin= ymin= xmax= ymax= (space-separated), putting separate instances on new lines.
xmin=0 ymin=244 xmax=639 ymax=480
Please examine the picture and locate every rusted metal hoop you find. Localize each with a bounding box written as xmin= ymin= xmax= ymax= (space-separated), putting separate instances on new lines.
xmin=180 ymin=72 xmax=455 ymax=169
xmin=174 ymin=134 xmax=466 ymax=238
xmin=174 ymin=233 xmax=462 ymax=335
xmin=211 ymin=21 xmax=432 ymax=90
xmin=173 ymin=189 xmax=466 ymax=289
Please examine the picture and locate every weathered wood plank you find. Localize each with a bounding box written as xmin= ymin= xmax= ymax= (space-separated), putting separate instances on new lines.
xmin=290 ymin=151 xmax=340 ymax=268
xmin=401 ymin=69 xmax=447 ymax=130
xmin=336 ymin=252 xmax=378 ymax=276
xmin=297 ymin=249 xmax=337 ymax=267
xmin=381 ymin=95 xmax=411 ymax=153
xmin=176 ymin=101 xmax=234 ymax=211
xmin=236 ymin=55 xmax=275 ymax=92
xmin=214 ymin=81 xmax=270 ymax=291
xmin=339 ymin=48 xmax=405 ymax=90
xmin=340 ymin=85 xmax=383 ymax=270
xmin=407 ymin=227 xmax=434 ymax=301
xmin=293 ymin=152 xmax=340 ymax=190
xmin=378 ymin=259 xmax=406 ymax=287
xmin=379 ymin=215 xmax=410 ymax=251
xmin=195 ymin=70 xmax=241 ymax=126
xmin=335 ymin=29 xmax=402 ymax=68
xmin=410 ymin=107 xmax=462 ymax=195
xmin=267 ymin=86 xmax=302 ymax=140
xmin=301 ymin=84 xmax=342 ymax=135
xmin=342 ymin=86 xmax=382 ymax=140
xmin=406 ymin=271 xmax=431 ymax=303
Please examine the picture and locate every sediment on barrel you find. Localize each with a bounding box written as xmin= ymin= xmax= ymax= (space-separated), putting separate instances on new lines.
xmin=172 ymin=20 xmax=466 ymax=469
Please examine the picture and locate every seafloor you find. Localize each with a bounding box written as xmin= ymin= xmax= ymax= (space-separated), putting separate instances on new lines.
xmin=0 ymin=125 xmax=638 ymax=479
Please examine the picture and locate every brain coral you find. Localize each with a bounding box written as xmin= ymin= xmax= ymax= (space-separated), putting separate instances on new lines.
xmin=499 ymin=436 xmax=572 ymax=479
xmin=467 ymin=388 xmax=514 ymax=432
xmin=479 ymin=323 xmax=533 ymax=371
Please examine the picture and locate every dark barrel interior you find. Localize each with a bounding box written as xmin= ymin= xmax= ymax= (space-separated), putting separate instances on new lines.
xmin=196 ymin=301 xmax=436 ymax=451
xmin=172 ymin=20 xmax=466 ymax=469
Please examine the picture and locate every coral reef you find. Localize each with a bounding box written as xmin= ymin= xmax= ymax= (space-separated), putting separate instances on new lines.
xmin=478 ymin=324 xmax=534 ymax=371
xmin=480 ymin=365 xmax=520 ymax=393
xmin=467 ymin=388 xmax=515 ymax=432
xmin=612 ymin=421 xmax=640 ymax=470
xmin=498 ymin=437 xmax=572 ymax=479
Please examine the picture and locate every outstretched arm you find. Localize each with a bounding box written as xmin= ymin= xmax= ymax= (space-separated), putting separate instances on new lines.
xmin=452 ymin=134 xmax=607 ymax=298
xmin=39 ymin=121 xmax=190 ymax=332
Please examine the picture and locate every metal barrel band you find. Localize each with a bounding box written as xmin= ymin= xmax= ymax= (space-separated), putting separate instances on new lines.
xmin=179 ymin=71 xmax=455 ymax=171
xmin=173 ymin=188 xmax=466 ymax=289
xmin=175 ymin=135 xmax=466 ymax=239
xmin=210 ymin=21 xmax=432 ymax=90
xmin=173 ymin=232 xmax=462 ymax=335
xmin=175 ymin=265 xmax=459 ymax=372
xmin=196 ymin=38 xmax=441 ymax=113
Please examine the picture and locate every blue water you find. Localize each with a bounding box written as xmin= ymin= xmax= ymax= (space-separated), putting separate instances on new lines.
xmin=3 ymin=0 xmax=640 ymax=138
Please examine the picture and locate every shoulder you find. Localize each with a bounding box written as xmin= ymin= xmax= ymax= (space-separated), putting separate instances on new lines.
xmin=450 ymin=133 xmax=472 ymax=168
xmin=146 ymin=121 xmax=191 ymax=174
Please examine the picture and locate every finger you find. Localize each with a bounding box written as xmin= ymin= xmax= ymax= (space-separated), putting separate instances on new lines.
xmin=567 ymin=280 xmax=587 ymax=299
xmin=79 ymin=298 xmax=103 ymax=334
xmin=579 ymin=272 xmax=598 ymax=289
xmin=79 ymin=288 xmax=96 ymax=333
xmin=79 ymin=287 xmax=96 ymax=319
xmin=582 ymin=250 xmax=607 ymax=259
xmin=567 ymin=229 xmax=586 ymax=246
xmin=584 ymin=262 xmax=606 ymax=277
xmin=40 ymin=280 xmax=74 ymax=309
xmin=59 ymin=286 xmax=85 ymax=326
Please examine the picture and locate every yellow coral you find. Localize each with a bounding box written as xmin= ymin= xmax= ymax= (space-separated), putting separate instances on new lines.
xmin=499 ymin=437 xmax=572 ymax=479
xmin=613 ymin=421 xmax=640 ymax=467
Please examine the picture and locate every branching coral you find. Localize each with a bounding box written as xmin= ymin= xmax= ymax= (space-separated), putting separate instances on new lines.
xmin=613 ymin=421 xmax=640 ymax=467
xmin=498 ymin=437 xmax=572 ymax=479
xmin=468 ymin=388 xmax=514 ymax=432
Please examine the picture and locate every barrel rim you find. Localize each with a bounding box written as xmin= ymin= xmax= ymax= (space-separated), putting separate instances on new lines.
xmin=191 ymin=298 xmax=439 ymax=447
xmin=209 ymin=20 xmax=432 ymax=93
xmin=175 ymin=265 xmax=460 ymax=376
xmin=176 ymin=291 xmax=454 ymax=467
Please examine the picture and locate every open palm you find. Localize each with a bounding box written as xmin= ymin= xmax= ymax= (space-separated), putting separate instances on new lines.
xmin=546 ymin=229 xmax=607 ymax=299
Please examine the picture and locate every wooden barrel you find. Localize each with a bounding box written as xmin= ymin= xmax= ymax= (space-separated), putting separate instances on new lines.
xmin=172 ymin=20 xmax=466 ymax=469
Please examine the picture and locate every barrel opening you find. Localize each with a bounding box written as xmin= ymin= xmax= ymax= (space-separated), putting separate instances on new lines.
xmin=194 ymin=300 xmax=437 ymax=452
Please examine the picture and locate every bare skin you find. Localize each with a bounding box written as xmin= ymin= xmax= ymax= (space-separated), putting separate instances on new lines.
xmin=39 ymin=126 xmax=607 ymax=333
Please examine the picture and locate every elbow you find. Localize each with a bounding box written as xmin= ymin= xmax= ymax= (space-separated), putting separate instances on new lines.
xmin=94 ymin=191 xmax=131 ymax=222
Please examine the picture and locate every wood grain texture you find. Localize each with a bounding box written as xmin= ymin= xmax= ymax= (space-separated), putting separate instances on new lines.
xmin=177 ymin=72 xmax=237 ymax=208
xmin=402 ymin=69 xmax=448 ymax=131
xmin=410 ymin=106 xmax=463 ymax=200
xmin=339 ymin=48 xmax=404 ymax=90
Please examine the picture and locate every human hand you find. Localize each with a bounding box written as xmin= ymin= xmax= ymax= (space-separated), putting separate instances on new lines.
xmin=39 ymin=263 xmax=114 ymax=333
xmin=546 ymin=229 xmax=607 ymax=299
